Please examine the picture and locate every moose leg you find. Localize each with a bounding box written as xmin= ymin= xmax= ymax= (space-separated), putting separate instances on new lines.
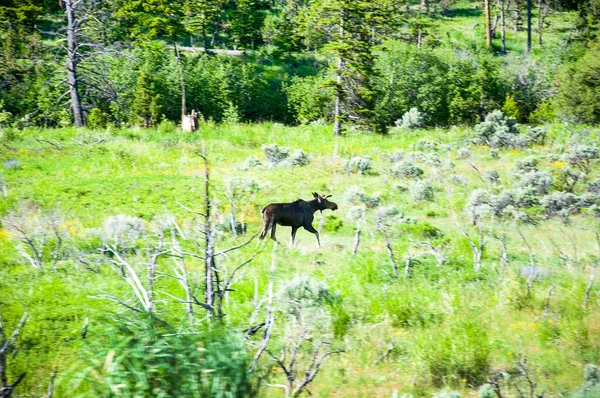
xmin=290 ymin=226 xmax=299 ymax=247
xmin=304 ymin=224 xmax=321 ymax=248
xmin=270 ymin=222 xmax=281 ymax=244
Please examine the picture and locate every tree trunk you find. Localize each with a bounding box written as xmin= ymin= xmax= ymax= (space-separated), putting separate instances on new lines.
xmin=175 ymin=43 xmax=186 ymax=121
xmin=484 ymin=0 xmax=492 ymax=47
xmin=500 ymin=0 xmax=507 ymax=53
xmin=526 ymin=0 xmax=532 ymax=53
xmin=65 ymin=0 xmax=84 ymax=127
xmin=333 ymin=13 xmax=345 ymax=137
xmin=202 ymin=144 xmax=215 ymax=310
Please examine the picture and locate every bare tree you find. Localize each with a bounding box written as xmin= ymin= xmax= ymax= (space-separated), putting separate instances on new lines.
xmin=0 ymin=313 xmax=27 ymax=398
xmin=3 ymin=204 xmax=66 ymax=272
xmin=266 ymin=337 xmax=343 ymax=397
xmin=457 ymin=221 xmax=486 ymax=271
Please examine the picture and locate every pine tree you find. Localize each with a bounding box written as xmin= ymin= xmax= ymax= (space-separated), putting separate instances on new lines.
xmin=131 ymin=69 xmax=160 ymax=128
xmin=231 ymin=0 xmax=270 ymax=49
xmin=314 ymin=0 xmax=391 ymax=134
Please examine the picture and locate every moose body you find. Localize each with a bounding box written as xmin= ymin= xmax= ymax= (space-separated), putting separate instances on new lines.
xmin=259 ymin=193 xmax=338 ymax=247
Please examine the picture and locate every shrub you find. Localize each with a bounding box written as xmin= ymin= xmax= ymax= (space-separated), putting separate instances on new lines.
xmin=284 ymin=73 xmax=333 ymax=125
xmin=87 ymin=108 xmax=106 ymax=129
xmin=448 ymin=174 xmax=468 ymax=186
xmin=390 ymin=161 xmax=424 ymax=179
xmin=263 ymin=144 xmax=289 ymax=165
xmin=4 ymin=160 xmax=21 ymax=170
xmin=415 ymin=140 xmax=438 ymax=152
xmin=388 ymin=151 xmax=405 ymax=163
xmin=484 ymin=169 xmax=500 ymax=184
xmin=345 ymin=186 xmax=381 ymax=208
xmin=478 ymin=384 xmax=495 ymax=398
xmin=501 ymin=93 xmax=520 ymax=120
xmin=287 ymin=149 xmax=309 ymax=167
xmin=457 ymin=147 xmax=472 ymax=159
xmin=101 ymin=214 xmax=145 ymax=248
xmin=589 ymin=179 xmax=600 ymax=194
xmin=156 ymin=119 xmax=177 ymax=134
xmin=563 ymin=145 xmax=599 ymax=173
xmin=323 ymin=214 xmax=343 ymax=232
xmin=396 ymin=107 xmax=425 ymax=129
xmin=526 ymin=126 xmax=547 ymax=145
xmin=474 ymin=110 xmax=520 ymax=148
xmin=83 ymin=320 xmax=255 ymax=397
xmin=491 ymin=191 xmax=516 ymax=217
xmin=222 ymin=102 xmax=241 ymax=123
xmin=343 ymin=157 xmax=372 ymax=175
xmin=542 ymin=192 xmax=580 ymax=216
xmin=240 ymin=155 xmax=262 ymax=170
xmin=347 ymin=206 xmax=366 ymax=222
xmin=518 ymin=170 xmax=553 ymax=195
xmin=410 ymin=181 xmax=435 ymax=202
xmin=515 ymin=156 xmax=539 ymax=172
xmin=514 ymin=188 xmax=542 ymax=208
xmin=279 ymin=276 xmax=334 ymax=315
xmin=417 ymin=320 xmax=491 ymax=387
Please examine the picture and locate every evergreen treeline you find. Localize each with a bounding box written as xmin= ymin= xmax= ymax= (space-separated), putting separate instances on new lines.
xmin=1 ymin=0 xmax=600 ymax=131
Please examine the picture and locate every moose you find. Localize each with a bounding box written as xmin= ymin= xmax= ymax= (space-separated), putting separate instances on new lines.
xmin=259 ymin=192 xmax=338 ymax=247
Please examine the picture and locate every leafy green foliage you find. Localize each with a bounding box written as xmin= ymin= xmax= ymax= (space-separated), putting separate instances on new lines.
xmin=82 ymin=319 xmax=256 ymax=397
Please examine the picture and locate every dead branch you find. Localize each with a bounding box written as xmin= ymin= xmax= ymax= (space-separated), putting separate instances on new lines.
xmin=0 ymin=313 xmax=28 ymax=398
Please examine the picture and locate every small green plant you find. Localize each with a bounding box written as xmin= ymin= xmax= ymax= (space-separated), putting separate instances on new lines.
xmin=323 ymin=214 xmax=343 ymax=232
xmin=222 ymin=102 xmax=241 ymax=124
xmin=87 ymin=108 xmax=106 ymax=129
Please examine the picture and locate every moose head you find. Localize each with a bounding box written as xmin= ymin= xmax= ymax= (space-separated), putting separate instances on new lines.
xmin=312 ymin=192 xmax=338 ymax=212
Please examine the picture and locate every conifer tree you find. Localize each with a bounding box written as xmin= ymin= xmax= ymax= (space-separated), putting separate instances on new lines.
xmin=131 ymin=69 xmax=160 ymax=128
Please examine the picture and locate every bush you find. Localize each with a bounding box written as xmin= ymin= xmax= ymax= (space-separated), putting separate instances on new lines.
xmin=517 ymin=170 xmax=553 ymax=195
xmin=563 ymin=145 xmax=599 ymax=173
xmin=410 ymin=181 xmax=435 ymax=202
xmin=4 ymin=160 xmax=21 ymax=170
xmin=343 ymin=157 xmax=372 ymax=175
xmin=484 ymin=169 xmax=500 ymax=184
xmin=415 ymin=140 xmax=438 ymax=152
xmin=390 ymin=161 xmax=424 ymax=179
xmin=514 ymin=188 xmax=542 ymax=208
xmin=457 ymin=147 xmax=472 ymax=159
xmin=263 ymin=144 xmax=290 ymax=164
xmin=589 ymin=179 xmax=600 ymax=194
xmin=417 ymin=320 xmax=491 ymax=387
xmin=240 ymin=155 xmax=262 ymax=170
xmin=515 ymin=156 xmax=539 ymax=172
xmin=284 ymin=73 xmax=334 ymax=125
xmin=396 ymin=107 xmax=425 ymax=129
xmin=323 ymin=214 xmax=343 ymax=232
xmin=279 ymin=276 xmax=334 ymax=315
xmin=345 ymin=186 xmax=381 ymax=208
xmin=478 ymin=384 xmax=495 ymax=398
xmin=474 ymin=110 xmax=521 ymax=148
xmin=526 ymin=126 xmax=547 ymax=145
xmin=87 ymin=108 xmax=106 ymax=129
xmin=287 ymin=149 xmax=309 ymax=167
xmin=542 ymin=192 xmax=580 ymax=216
xmin=83 ymin=320 xmax=255 ymax=397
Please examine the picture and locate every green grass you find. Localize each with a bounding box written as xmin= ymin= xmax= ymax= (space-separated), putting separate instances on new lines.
xmin=1 ymin=122 xmax=599 ymax=397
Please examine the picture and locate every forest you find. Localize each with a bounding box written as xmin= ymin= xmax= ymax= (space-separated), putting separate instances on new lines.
xmin=1 ymin=0 xmax=600 ymax=397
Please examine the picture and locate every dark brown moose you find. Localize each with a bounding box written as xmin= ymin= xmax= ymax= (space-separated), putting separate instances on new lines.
xmin=259 ymin=192 xmax=338 ymax=247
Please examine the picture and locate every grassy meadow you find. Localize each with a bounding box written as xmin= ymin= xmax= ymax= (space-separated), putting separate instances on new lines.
xmin=1 ymin=122 xmax=599 ymax=397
